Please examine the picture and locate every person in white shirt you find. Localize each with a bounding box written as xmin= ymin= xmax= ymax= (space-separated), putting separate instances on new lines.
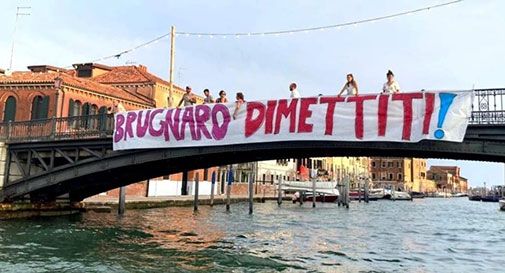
xmin=289 ymin=83 xmax=301 ymax=98
xmin=382 ymin=70 xmax=400 ymax=94
xmin=338 ymin=73 xmax=359 ymax=96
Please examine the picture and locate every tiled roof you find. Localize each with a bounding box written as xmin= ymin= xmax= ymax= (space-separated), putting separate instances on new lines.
xmin=92 ymin=65 xmax=172 ymax=86
xmin=0 ymin=71 xmax=154 ymax=106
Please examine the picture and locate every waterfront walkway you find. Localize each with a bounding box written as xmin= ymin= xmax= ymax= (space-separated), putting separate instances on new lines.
xmin=83 ymin=195 xmax=277 ymax=210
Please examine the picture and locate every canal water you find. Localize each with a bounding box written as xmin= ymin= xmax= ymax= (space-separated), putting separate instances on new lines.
xmin=0 ymin=198 xmax=504 ymax=272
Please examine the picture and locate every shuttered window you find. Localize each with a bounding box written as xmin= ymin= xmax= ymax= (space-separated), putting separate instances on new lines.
xmin=3 ymin=96 xmax=16 ymax=122
xmin=31 ymin=96 xmax=49 ymax=120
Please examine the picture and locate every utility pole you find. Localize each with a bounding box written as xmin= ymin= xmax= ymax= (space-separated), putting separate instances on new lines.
xmin=9 ymin=6 xmax=31 ymax=71
xmin=168 ymin=26 xmax=176 ymax=108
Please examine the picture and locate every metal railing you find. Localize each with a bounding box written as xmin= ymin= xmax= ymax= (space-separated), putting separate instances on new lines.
xmin=0 ymin=89 xmax=504 ymax=143
xmin=470 ymin=88 xmax=505 ymax=124
xmin=0 ymin=114 xmax=114 ymax=142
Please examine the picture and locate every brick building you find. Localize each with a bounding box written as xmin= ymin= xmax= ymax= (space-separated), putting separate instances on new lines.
xmin=370 ymin=157 xmax=436 ymax=192
xmin=427 ymin=166 xmax=468 ymax=193
xmin=0 ymin=63 xmax=209 ymax=197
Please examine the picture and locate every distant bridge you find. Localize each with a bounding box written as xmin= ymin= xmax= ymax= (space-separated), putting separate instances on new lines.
xmin=1 ymin=88 xmax=505 ymax=202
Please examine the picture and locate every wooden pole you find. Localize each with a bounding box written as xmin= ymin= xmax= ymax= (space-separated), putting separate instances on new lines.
xmin=168 ymin=26 xmax=175 ymax=108
xmin=118 ymin=186 xmax=126 ymax=215
xmin=277 ymin=176 xmax=283 ymax=206
xmin=364 ymin=178 xmax=369 ymax=203
xmin=226 ymin=169 xmax=232 ymax=212
xmin=248 ymin=172 xmax=254 ymax=215
xmin=210 ymin=171 xmax=216 ymax=207
xmin=312 ymin=177 xmax=316 ymax=208
xmin=193 ymin=173 xmax=199 ymax=212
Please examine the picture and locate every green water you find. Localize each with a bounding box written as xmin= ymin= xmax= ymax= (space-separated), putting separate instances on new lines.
xmin=0 ymin=198 xmax=504 ymax=272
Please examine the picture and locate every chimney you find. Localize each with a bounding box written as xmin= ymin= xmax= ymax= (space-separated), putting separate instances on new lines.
xmin=138 ymin=64 xmax=147 ymax=72
xmin=27 ymin=65 xmax=67 ymax=73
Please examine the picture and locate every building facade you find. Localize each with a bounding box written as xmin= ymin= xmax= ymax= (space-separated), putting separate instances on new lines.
xmin=370 ymin=157 xmax=436 ymax=192
xmin=0 ymin=63 xmax=208 ymax=197
xmin=427 ymin=166 xmax=468 ymax=193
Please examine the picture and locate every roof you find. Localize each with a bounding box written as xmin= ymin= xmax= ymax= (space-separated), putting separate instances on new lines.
xmin=0 ymin=71 xmax=154 ymax=107
xmin=92 ymin=65 xmax=172 ymax=86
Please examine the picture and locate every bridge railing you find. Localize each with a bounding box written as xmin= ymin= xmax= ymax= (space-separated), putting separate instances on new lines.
xmin=470 ymin=88 xmax=505 ymax=125
xmin=0 ymin=114 xmax=114 ymax=142
xmin=1 ymin=89 xmax=505 ymax=143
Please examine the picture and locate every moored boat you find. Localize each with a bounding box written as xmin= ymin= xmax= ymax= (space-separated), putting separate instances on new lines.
xmin=410 ymin=191 xmax=425 ymax=198
xmin=499 ymin=199 xmax=505 ymax=211
xmin=468 ymin=195 xmax=481 ymax=201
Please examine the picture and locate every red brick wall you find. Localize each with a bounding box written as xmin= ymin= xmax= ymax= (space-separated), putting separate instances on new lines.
xmin=0 ymin=87 xmax=57 ymax=121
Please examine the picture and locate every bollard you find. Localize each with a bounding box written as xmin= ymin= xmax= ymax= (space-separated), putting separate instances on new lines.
xmin=312 ymin=177 xmax=316 ymax=208
xmin=193 ymin=173 xmax=199 ymax=212
xmin=210 ymin=171 xmax=216 ymax=207
xmin=277 ymin=176 xmax=283 ymax=206
xmin=248 ymin=172 xmax=254 ymax=215
xmin=226 ymin=169 xmax=232 ymax=212
xmin=118 ymin=186 xmax=126 ymax=215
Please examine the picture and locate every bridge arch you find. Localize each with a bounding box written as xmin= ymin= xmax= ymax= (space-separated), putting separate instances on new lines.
xmin=1 ymin=124 xmax=505 ymax=202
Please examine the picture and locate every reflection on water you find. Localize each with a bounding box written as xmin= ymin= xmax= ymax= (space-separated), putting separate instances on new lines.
xmin=1 ymin=198 xmax=504 ymax=272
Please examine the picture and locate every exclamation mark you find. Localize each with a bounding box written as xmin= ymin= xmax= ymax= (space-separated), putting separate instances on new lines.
xmin=434 ymin=93 xmax=457 ymax=139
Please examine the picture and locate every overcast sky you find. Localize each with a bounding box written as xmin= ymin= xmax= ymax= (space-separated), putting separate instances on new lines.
xmin=1 ymin=0 xmax=504 ymax=186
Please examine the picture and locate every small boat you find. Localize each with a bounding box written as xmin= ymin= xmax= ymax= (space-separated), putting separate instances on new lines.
xmin=481 ymin=195 xmax=501 ymax=202
xmin=410 ymin=191 xmax=425 ymax=199
xmin=392 ymin=191 xmax=412 ymax=201
xmin=468 ymin=195 xmax=481 ymax=201
xmin=302 ymin=194 xmax=338 ymax=203
xmin=499 ymin=199 xmax=505 ymax=211
xmin=452 ymin=193 xmax=468 ymax=197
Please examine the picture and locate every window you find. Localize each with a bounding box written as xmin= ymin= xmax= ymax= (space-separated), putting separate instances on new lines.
xmin=398 ymin=173 xmax=403 ymax=180
xmin=372 ymin=173 xmax=376 ymax=180
xmin=382 ymin=161 xmax=386 ymax=168
xmin=372 ymin=162 xmax=376 ymax=167
xmin=388 ymin=173 xmax=393 ymax=180
xmin=388 ymin=162 xmax=393 ymax=167
xmin=397 ymin=162 xmax=401 ymax=168
xmin=81 ymin=103 xmax=91 ymax=128
xmin=3 ymin=96 xmax=16 ymax=122
xmin=31 ymin=95 xmax=49 ymax=120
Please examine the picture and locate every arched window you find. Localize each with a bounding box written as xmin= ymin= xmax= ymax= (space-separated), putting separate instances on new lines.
xmin=31 ymin=95 xmax=49 ymax=120
xmin=89 ymin=104 xmax=98 ymax=129
xmin=3 ymin=96 xmax=17 ymax=122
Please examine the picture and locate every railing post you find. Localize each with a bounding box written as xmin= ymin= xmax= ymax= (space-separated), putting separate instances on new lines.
xmin=50 ymin=116 xmax=57 ymax=140
xmin=7 ymin=120 xmax=12 ymax=141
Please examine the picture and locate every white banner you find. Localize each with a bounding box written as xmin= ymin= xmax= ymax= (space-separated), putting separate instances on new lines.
xmin=113 ymin=91 xmax=473 ymax=150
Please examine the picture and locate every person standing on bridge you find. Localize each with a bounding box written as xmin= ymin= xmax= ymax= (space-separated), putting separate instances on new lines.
xmin=382 ymin=70 xmax=400 ymax=94
xmin=178 ymin=86 xmax=197 ymax=107
xmin=233 ymin=92 xmax=245 ymax=120
xmin=338 ymin=74 xmax=359 ymax=96
xmin=216 ymin=90 xmax=229 ymax=103
xmin=203 ymin=89 xmax=214 ymax=104
xmin=289 ymin=83 xmax=300 ymax=98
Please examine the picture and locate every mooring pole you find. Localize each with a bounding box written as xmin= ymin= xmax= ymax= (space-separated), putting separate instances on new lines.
xmin=210 ymin=171 xmax=216 ymax=207
xmin=226 ymin=169 xmax=232 ymax=212
xmin=344 ymin=176 xmax=350 ymax=208
xmin=277 ymin=176 xmax=283 ymax=206
xmin=364 ymin=178 xmax=370 ymax=203
xmin=248 ymin=172 xmax=254 ymax=215
xmin=118 ymin=186 xmax=126 ymax=215
xmin=358 ymin=180 xmax=362 ymax=203
xmin=312 ymin=177 xmax=316 ymax=208
xmin=193 ymin=173 xmax=199 ymax=212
